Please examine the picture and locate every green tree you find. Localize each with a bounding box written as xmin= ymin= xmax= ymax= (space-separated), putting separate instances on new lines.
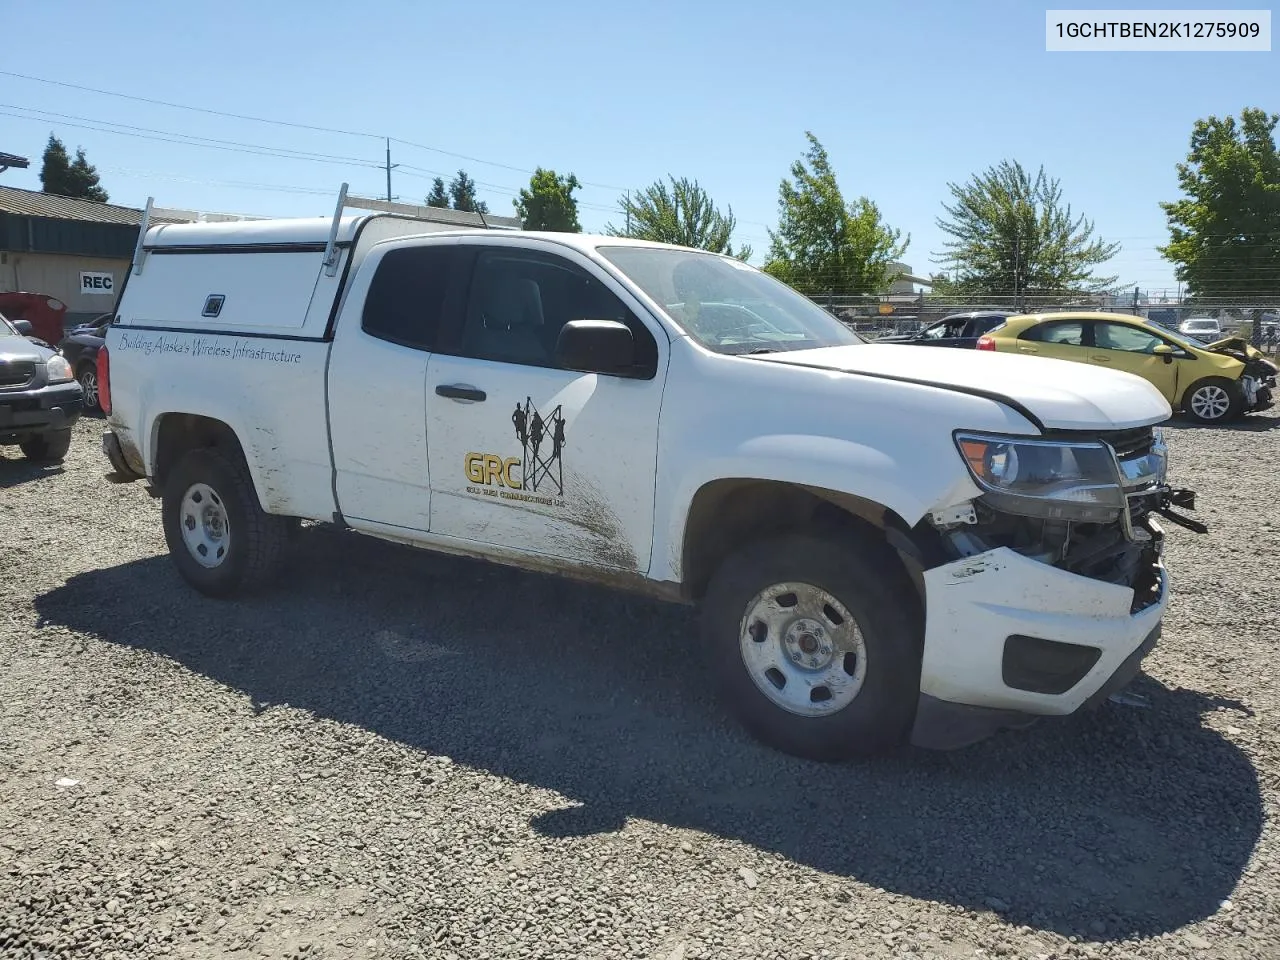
xmin=448 ymin=170 xmax=489 ymax=214
xmin=425 ymin=177 xmax=449 ymax=208
xmin=935 ymin=159 xmax=1116 ymax=300
xmin=1160 ymin=108 xmax=1280 ymax=313
xmin=607 ymin=176 xmax=750 ymax=259
xmin=514 ymin=168 xmax=582 ymax=231
xmin=39 ymin=134 xmax=108 ymax=202
xmin=765 ymin=133 xmax=906 ymax=296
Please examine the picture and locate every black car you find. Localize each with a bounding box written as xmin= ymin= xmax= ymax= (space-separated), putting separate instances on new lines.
xmin=0 ymin=313 xmax=84 ymax=463
xmin=875 ymin=310 xmax=1015 ymax=349
xmin=58 ymin=315 xmax=110 ymax=412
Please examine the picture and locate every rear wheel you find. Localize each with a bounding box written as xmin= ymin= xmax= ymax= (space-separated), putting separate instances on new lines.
xmin=19 ymin=429 xmax=72 ymax=463
xmin=702 ymin=534 xmax=922 ymax=761
xmin=1183 ymin=377 xmax=1242 ymax=423
xmin=77 ymin=365 xmax=100 ymax=412
xmin=162 ymin=447 xmax=290 ymax=597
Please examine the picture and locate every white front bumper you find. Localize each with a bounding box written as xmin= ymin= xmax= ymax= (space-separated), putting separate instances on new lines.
xmin=920 ymin=546 xmax=1167 ymax=715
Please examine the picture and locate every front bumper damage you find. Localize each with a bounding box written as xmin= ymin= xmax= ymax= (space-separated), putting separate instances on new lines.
xmin=907 ymin=425 xmax=1201 ymax=749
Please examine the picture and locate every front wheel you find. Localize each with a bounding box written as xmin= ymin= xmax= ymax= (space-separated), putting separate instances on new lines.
xmin=19 ymin=429 xmax=72 ymax=463
xmin=161 ymin=447 xmax=290 ymax=598
xmin=1183 ymin=377 xmax=1242 ymax=423
xmin=78 ymin=365 xmax=100 ymax=413
xmin=701 ymin=534 xmax=922 ymax=761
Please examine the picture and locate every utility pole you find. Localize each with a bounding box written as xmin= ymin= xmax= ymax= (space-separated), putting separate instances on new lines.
xmin=1013 ymin=232 xmax=1023 ymax=313
xmin=624 ymin=190 xmax=631 ymax=235
xmin=384 ymin=138 xmax=400 ymax=202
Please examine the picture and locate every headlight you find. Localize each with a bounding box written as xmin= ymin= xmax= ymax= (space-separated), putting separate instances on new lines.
xmin=955 ymin=432 xmax=1124 ymax=522
xmin=46 ymin=355 xmax=74 ymax=384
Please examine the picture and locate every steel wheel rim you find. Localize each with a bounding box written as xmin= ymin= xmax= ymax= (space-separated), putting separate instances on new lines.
xmin=79 ymin=370 xmax=98 ymax=408
xmin=180 ymin=482 xmax=231 ymax=569
xmin=1191 ymin=385 xmax=1230 ymax=420
xmin=739 ymin=581 xmax=868 ymax=717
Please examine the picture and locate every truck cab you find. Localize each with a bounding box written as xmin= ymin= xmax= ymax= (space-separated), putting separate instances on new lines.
xmin=97 ymin=192 xmax=1199 ymax=761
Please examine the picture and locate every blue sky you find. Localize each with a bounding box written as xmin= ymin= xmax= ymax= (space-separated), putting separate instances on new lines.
xmin=1 ymin=0 xmax=1275 ymax=290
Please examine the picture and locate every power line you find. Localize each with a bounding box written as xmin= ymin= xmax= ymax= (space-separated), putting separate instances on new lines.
xmin=0 ymin=69 xmax=382 ymax=140
xmin=97 ymin=166 xmax=348 ymax=197
xmin=0 ymin=108 xmax=382 ymax=170
xmin=1 ymin=104 xmax=382 ymax=166
xmin=0 ymin=68 xmax=628 ymax=192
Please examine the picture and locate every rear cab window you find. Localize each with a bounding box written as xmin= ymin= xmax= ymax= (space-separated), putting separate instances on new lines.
xmin=362 ymin=246 xmax=457 ymax=351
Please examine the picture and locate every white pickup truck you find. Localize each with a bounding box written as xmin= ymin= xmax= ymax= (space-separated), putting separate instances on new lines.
xmin=97 ymin=193 xmax=1201 ymax=761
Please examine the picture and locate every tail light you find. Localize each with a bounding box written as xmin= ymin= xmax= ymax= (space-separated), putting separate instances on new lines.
xmin=97 ymin=345 xmax=112 ymax=415
xmin=976 ymin=336 xmax=996 ymax=351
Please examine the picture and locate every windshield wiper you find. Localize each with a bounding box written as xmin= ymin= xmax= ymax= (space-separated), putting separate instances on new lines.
xmin=740 ymin=347 xmax=779 ymax=355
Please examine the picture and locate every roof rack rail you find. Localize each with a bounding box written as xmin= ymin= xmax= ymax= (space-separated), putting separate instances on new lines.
xmin=131 ymin=196 xmax=154 ymax=277
xmin=321 ymin=183 xmax=349 ymax=277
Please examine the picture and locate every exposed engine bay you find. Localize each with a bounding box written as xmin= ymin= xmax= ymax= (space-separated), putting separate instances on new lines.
xmin=919 ymin=426 xmax=1202 ymax=613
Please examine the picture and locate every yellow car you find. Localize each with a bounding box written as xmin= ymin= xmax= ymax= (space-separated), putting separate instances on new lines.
xmin=976 ymin=312 xmax=1278 ymax=423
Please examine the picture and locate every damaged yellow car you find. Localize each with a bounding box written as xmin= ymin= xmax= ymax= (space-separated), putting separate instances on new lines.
xmin=977 ymin=312 xmax=1278 ymax=423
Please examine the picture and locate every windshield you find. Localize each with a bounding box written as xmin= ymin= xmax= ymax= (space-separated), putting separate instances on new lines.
xmin=597 ymin=246 xmax=864 ymax=355
xmin=1183 ymin=319 xmax=1218 ymax=330
xmin=1159 ymin=326 xmax=1214 ymax=351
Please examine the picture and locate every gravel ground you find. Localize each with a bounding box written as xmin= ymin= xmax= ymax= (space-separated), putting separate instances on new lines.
xmin=1 ymin=412 xmax=1277 ymax=960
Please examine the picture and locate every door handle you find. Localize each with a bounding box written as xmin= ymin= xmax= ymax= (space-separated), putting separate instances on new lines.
xmin=436 ymin=384 xmax=487 ymax=402
xmin=1090 ymin=355 xmax=1111 ymax=362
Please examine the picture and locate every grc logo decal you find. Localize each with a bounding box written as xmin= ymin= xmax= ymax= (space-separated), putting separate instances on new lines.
xmin=465 ymin=453 xmax=522 ymax=489
xmin=464 ymin=396 xmax=567 ymax=507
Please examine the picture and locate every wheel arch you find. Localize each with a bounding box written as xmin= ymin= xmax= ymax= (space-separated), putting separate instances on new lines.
xmin=150 ymin=413 xmax=266 ymax=507
xmin=679 ymin=478 xmax=924 ymax=611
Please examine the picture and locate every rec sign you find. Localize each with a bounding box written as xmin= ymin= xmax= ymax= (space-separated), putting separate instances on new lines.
xmin=80 ymin=271 xmax=115 ymax=295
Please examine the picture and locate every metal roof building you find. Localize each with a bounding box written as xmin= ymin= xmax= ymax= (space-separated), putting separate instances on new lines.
xmin=0 ymin=185 xmax=192 ymax=324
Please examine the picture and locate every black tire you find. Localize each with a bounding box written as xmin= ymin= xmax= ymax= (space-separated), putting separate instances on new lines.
xmin=19 ymin=429 xmax=72 ymax=463
xmin=1182 ymin=376 xmax=1243 ymax=424
xmin=77 ymin=365 xmax=100 ymax=413
xmin=161 ymin=447 xmax=290 ymax=598
xmin=701 ymin=534 xmax=922 ymax=761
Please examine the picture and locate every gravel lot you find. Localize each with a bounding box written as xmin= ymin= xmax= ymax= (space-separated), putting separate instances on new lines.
xmin=2 ymin=412 xmax=1277 ymax=960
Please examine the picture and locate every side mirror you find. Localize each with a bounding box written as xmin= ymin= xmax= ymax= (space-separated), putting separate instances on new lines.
xmin=555 ymin=319 xmax=635 ymax=375
xmin=1153 ymin=343 xmax=1174 ymax=364
xmin=13 ymin=319 xmax=33 ymax=336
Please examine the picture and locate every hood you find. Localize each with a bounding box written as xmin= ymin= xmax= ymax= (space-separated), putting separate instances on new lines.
xmin=0 ymin=337 xmax=54 ymax=363
xmin=752 ymin=344 xmax=1173 ymax=431
xmin=1204 ymin=336 xmax=1278 ymax=369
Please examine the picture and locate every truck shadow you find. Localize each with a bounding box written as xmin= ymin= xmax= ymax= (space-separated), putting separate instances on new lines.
xmin=34 ymin=525 xmax=1261 ymax=942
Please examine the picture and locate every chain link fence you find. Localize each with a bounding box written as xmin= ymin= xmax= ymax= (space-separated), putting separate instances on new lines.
xmin=807 ymin=292 xmax=1280 ymax=352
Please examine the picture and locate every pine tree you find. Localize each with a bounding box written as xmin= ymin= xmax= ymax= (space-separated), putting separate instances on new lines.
xmin=39 ymin=135 xmax=108 ymax=202
xmin=39 ymin=135 xmax=73 ymax=195
xmin=425 ymin=177 xmax=449 ymax=208
xmin=68 ymin=147 xmax=108 ymax=202
xmin=448 ymin=170 xmax=489 ymax=214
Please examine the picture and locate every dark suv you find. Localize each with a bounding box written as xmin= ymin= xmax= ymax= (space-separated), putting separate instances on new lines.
xmin=0 ymin=312 xmax=83 ymax=463
xmin=876 ymin=310 xmax=1014 ymax=349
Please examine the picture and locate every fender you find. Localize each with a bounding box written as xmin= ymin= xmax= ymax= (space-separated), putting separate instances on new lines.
xmin=144 ymin=402 xmax=280 ymax=515
xmin=649 ymin=433 xmax=984 ymax=584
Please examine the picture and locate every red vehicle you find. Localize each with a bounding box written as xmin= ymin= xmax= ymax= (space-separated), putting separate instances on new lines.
xmin=0 ymin=292 xmax=68 ymax=347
